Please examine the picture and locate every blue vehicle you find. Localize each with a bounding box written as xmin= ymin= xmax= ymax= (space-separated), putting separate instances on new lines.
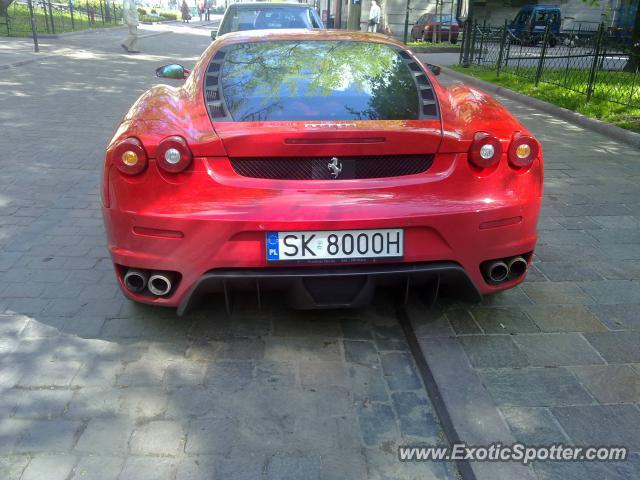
xmin=509 ymin=5 xmax=561 ymax=45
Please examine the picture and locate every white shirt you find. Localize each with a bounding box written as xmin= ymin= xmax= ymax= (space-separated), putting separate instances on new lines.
xmin=369 ymin=3 xmax=381 ymax=23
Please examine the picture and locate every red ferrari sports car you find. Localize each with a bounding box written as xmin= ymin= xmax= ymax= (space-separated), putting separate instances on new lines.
xmin=102 ymin=30 xmax=543 ymax=314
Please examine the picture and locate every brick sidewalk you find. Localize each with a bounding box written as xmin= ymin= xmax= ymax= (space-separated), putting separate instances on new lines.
xmin=414 ymin=77 xmax=640 ymax=479
xmin=0 ymin=26 xmax=456 ymax=480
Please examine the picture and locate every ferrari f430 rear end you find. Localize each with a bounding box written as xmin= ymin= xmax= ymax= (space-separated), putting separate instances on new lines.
xmin=102 ymin=31 xmax=543 ymax=313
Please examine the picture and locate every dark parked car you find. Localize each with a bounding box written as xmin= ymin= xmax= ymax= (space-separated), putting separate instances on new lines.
xmin=509 ymin=5 xmax=561 ymax=45
xmin=410 ymin=14 xmax=459 ymax=43
xmin=212 ymin=2 xmax=323 ymax=39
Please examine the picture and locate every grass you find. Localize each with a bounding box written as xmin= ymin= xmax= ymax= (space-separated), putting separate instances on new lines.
xmin=451 ymin=65 xmax=640 ymax=133
xmin=406 ymin=40 xmax=460 ymax=50
xmin=1 ymin=4 xmax=122 ymax=37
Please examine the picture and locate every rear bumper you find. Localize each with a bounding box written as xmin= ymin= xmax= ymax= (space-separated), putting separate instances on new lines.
xmin=103 ymin=153 xmax=542 ymax=310
xmin=178 ymin=261 xmax=481 ymax=314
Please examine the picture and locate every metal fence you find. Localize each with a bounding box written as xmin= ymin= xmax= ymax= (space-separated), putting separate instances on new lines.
xmin=1 ymin=0 xmax=121 ymax=36
xmin=460 ymin=21 xmax=640 ymax=109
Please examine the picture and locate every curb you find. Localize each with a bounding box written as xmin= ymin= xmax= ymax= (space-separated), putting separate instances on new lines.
xmin=35 ymin=19 xmax=181 ymax=38
xmin=440 ymin=65 xmax=640 ymax=149
xmin=400 ymin=300 xmax=537 ymax=480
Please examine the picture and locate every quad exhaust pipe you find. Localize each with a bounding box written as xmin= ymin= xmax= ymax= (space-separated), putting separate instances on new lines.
xmin=507 ymin=256 xmax=528 ymax=278
xmin=484 ymin=260 xmax=509 ymax=283
xmin=483 ymin=255 xmax=528 ymax=284
xmin=123 ymin=268 xmax=176 ymax=296
xmin=123 ymin=269 xmax=149 ymax=293
xmin=148 ymin=271 xmax=175 ymax=296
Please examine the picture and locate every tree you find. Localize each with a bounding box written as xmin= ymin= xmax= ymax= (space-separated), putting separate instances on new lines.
xmin=1 ymin=0 xmax=14 ymax=17
xmin=628 ymin=0 xmax=640 ymax=72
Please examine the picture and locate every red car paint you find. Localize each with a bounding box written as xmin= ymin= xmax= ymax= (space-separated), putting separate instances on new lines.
xmin=411 ymin=15 xmax=460 ymax=43
xmin=102 ymin=30 xmax=543 ymax=309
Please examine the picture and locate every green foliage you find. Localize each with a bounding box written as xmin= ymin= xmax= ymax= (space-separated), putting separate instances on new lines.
xmin=452 ymin=65 xmax=640 ymax=133
xmin=137 ymin=7 xmax=147 ymax=15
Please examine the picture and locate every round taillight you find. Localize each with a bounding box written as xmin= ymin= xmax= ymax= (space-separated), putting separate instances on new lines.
xmin=508 ymin=133 xmax=539 ymax=168
xmin=113 ymin=137 xmax=148 ymax=175
xmin=156 ymin=136 xmax=193 ymax=173
xmin=469 ymin=132 xmax=502 ymax=169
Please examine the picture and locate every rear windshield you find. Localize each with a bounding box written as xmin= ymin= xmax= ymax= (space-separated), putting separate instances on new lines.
xmin=220 ymin=7 xmax=321 ymax=33
xmin=216 ymin=41 xmax=423 ymax=122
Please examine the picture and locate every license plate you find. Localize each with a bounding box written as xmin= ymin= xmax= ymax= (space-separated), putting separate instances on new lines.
xmin=266 ymin=229 xmax=404 ymax=263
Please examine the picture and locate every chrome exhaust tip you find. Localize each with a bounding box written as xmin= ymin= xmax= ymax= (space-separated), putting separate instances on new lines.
xmin=148 ymin=272 xmax=174 ymax=296
xmin=484 ymin=261 xmax=509 ymax=283
xmin=507 ymin=256 xmax=528 ymax=278
xmin=123 ymin=269 xmax=149 ymax=293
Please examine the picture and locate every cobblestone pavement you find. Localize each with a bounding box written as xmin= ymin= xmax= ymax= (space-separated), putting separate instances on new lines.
xmin=0 ymin=26 xmax=457 ymax=480
xmin=414 ymin=77 xmax=640 ymax=479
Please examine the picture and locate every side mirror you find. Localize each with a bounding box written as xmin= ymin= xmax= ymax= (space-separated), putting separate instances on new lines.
xmin=155 ymin=64 xmax=189 ymax=80
xmin=210 ymin=29 xmax=218 ymax=40
xmin=427 ymin=64 xmax=441 ymax=76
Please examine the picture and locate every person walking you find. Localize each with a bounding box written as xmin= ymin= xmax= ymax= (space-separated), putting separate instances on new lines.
xmin=181 ymin=0 xmax=190 ymax=22
xmin=197 ymin=0 xmax=204 ymax=21
xmin=367 ymin=0 xmax=381 ymax=32
xmin=121 ymin=0 xmax=140 ymax=53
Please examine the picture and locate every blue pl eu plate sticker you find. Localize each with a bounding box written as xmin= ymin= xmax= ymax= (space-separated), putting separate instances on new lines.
xmin=266 ymin=232 xmax=280 ymax=261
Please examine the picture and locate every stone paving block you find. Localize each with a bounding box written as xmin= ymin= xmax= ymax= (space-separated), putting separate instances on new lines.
xmin=185 ymin=417 xmax=239 ymax=455
xmin=479 ymin=368 xmax=594 ymax=407
xmin=551 ymin=404 xmax=640 ymax=451
xmin=513 ymin=333 xmax=604 ymax=367
xmin=15 ymin=419 xmax=82 ymax=453
xmin=272 ymin=315 xmax=342 ymax=338
xmin=163 ymin=359 xmax=207 ymax=388
xmin=118 ymin=457 xmax=177 ymax=480
xmin=408 ymin=305 xmax=455 ymax=338
xmin=380 ymin=352 xmax=422 ymax=391
xmin=255 ymin=361 xmax=296 ymax=387
xmin=364 ymin=447 xmax=452 ymax=480
xmin=536 ymin=263 xmax=603 ymax=282
xmin=264 ymin=337 xmax=341 ymax=363
xmin=521 ymin=282 xmax=594 ymax=305
xmin=166 ymin=386 xmax=224 ymax=419
xmin=20 ymin=455 xmax=77 ymax=480
xmin=447 ymin=308 xmax=482 ymax=334
xmin=267 ymin=453 xmax=321 ymax=480
xmin=304 ymin=385 xmax=353 ymax=417
xmin=588 ymin=304 xmax=640 ymax=330
xmin=17 ymin=360 xmax=82 ymax=388
xmin=500 ymin=407 xmax=569 ymax=444
xmin=0 ymin=419 xmax=30 ymax=454
xmin=372 ymin=324 xmax=409 ymax=351
xmin=75 ymin=418 xmax=134 ymax=454
xmin=348 ymin=364 xmax=389 ymax=402
xmin=592 ymin=260 xmax=640 ymax=281
xmin=116 ymin=358 xmax=169 ymax=387
xmin=72 ymin=358 xmax=124 ymax=387
xmin=570 ymin=365 xmax=640 ymax=403
xmin=299 ymin=361 xmax=347 ymax=387
xmin=356 ymin=402 xmax=398 ymax=447
xmin=0 ymin=455 xmax=30 ymax=480
xmin=118 ymin=387 xmax=168 ymax=419
xmin=214 ymin=338 xmax=266 ymax=360
xmin=175 ymin=457 xmax=218 ymax=480
xmin=523 ymin=305 xmax=607 ymax=332
xmin=481 ymin=287 xmax=533 ymax=307
xmin=321 ymin=450 xmax=368 ymax=480
xmin=391 ymin=391 xmax=441 ymax=440
xmin=578 ymin=280 xmax=640 ymax=305
xmin=66 ymin=388 xmax=121 ymax=418
xmin=343 ymin=340 xmax=379 ymax=367
xmin=459 ymin=335 xmax=528 ymax=368
xmin=9 ymin=388 xmax=73 ymax=418
xmin=470 ymin=308 xmax=540 ymax=334
xmin=204 ymin=361 xmax=254 ymax=389
xmin=340 ymin=317 xmax=373 ymax=340
xmin=583 ymin=331 xmax=640 ymax=363
xmin=129 ymin=420 xmax=185 ymax=456
xmin=70 ymin=456 xmax=125 ymax=480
